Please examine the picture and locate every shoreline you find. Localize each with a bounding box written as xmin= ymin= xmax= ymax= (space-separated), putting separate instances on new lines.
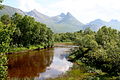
xmin=6 ymin=42 xmax=74 ymax=55
xmin=6 ymin=45 xmax=53 ymax=55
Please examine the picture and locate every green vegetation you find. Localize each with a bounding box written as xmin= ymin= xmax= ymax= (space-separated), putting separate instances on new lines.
xmin=51 ymin=27 xmax=120 ymax=80
xmin=68 ymin=26 xmax=120 ymax=78
xmin=0 ymin=1 xmax=8 ymax=80
xmin=54 ymin=30 xmax=84 ymax=42
xmin=0 ymin=13 xmax=54 ymax=53
xmin=11 ymin=13 xmax=54 ymax=47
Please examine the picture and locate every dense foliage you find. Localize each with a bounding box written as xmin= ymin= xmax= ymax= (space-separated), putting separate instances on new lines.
xmin=69 ymin=26 xmax=120 ymax=76
xmin=11 ymin=13 xmax=54 ymax=47
xmin=0 ymin=0 xmax=8 ymax=80
xmin=0 ymin=13 xmax=54 ymax=48
xmin=54 ymin=30 xmax=84 ymax=42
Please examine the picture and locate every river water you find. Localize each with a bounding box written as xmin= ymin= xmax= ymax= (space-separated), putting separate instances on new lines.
xmin=7 ymin=45 xmax=73 ymax=80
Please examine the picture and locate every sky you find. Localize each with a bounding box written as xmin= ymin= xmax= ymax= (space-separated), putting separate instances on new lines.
xmin=2 ymin=0 xmax=120 ymax=24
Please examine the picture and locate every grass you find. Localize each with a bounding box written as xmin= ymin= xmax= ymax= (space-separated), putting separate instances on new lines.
xmin=8 ymin=45 xmax=44 ymax=53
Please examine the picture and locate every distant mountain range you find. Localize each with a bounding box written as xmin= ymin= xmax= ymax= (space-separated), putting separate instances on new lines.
xmin=83 ymin=19 xmax=120 ymax=31
xmin=0 ymin=5 xmax=120 ymax=33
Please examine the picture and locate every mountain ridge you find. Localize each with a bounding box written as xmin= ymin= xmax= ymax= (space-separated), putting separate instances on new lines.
xmin=26 ymin=9 xmax=84 ymax=33
xmin=0 ymin=5 xmax=25 ymax=16
xmin=83 ymin=19 xmax=120 ymax=31
xmin=0 ymin=5 xmax=120 ymax=32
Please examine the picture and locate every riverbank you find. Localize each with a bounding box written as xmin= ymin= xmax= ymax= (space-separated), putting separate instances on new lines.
xmin=54 ymin=42 xmax=74 ymax=45
xmin=47 ymin=61 xmax=119 ymax=80
xmin=6 ymin=45 xmax=47 ymax=54
xmin=6 ymin=42 xmax=73 ymax=54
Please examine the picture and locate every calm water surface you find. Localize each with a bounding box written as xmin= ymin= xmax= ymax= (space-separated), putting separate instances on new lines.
xmin=7 ymin=45 xmax=73 ymax=80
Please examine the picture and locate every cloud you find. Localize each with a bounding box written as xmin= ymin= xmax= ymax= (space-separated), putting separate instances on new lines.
xmin=16 ymin=0 xmax=48 ymax=13
xmin=48 ymin=0 xmax=120 ymax=23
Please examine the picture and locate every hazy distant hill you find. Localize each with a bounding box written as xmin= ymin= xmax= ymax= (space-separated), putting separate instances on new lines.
xmin=107 ymin=19 xmax=120 ymax=30
xmin=0 ymin=5 xmax=25 ymax=16
xmin=82 ymin=19 xmax=107 ymax=31
xmin=83 ymin=19 xmax=120 ymax=31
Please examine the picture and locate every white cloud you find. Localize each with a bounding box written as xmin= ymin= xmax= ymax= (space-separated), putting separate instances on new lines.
xmin=16 ymin=0 xmax=120 ymax=23
xmin=48 ymin=0 xmax=120 ymax=23
xmin=16 ymin=0 xmax=48 ymax=13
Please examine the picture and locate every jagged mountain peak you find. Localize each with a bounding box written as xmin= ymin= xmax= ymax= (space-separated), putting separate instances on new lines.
xmin=30 ymin=9 xmax=41 ymax=14
xmin=60 ymin=13 xmax=66 ymax=17
xmin=66 ymin=12 xmax=72 ymax=17
xmin=31 ymin=9 xmax=38 ymax=12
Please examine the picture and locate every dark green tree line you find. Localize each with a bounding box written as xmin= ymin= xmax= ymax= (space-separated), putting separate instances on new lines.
xmin=0 ymin=13 xmax=54 ymax=48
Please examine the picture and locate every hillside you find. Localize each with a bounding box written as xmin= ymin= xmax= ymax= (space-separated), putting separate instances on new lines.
xmin=27 ymin=10 xmax=84 ymax=33
xmin=0 ymin=5 xmax=25 ymax=16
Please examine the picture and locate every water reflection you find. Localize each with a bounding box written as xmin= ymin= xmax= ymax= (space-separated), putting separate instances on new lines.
xmin=7 ymin=47 xmax=73 ymax=80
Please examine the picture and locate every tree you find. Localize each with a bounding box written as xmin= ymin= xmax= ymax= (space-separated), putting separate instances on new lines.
xmin=11 ymin=13 xmax=54 ymax=47
xmin=11 ymin=13 xmax=23 ymax=25
xmin=1 ymin=14 xmax=11 ymax=25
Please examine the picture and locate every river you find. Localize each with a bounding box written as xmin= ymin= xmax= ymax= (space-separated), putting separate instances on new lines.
xmin=7 ymin=45 xmax=74 ymax=80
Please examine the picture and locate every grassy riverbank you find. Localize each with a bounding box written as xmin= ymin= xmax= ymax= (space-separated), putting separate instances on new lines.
xmin=8 ymin=42 xmax=72 ymax=53
xmin=48 ymin=61 xmax=119 ymax=80
xmin=7 ymin=42 xmax=72 ymax=54
xmin=7 ymin=45 xmax=44 ymax=53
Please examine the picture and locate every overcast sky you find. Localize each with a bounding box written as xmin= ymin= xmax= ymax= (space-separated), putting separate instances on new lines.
xmin=3 ymin=0 xmax=120 ymax=23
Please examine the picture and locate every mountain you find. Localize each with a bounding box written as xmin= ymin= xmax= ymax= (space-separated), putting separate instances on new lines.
xmin=0 ymin=5 xmax=25 ymax=16
xmin=83 ymin=19 xmax=120 ymax=31
xmin=26 ymin=9 xmax=53 ymax=24
xmin=107 ymin=19 xmax=120 ymax=30
xmin=26 ymin=9 xmax=57 ymax=31
xmin=51 ymin=12 xmax=84 ymax=31
xmin=0 ymin=5 xmax=120 ymax=32
xmin=27 ymin=10 xmax=84 ymax=33
xmin=82 ymin=19 xmax=107 ymax=31
xmin=53 ymin=12 xmax=84 ymax=32
xmin=0 ymin=5 xmax=84 ymax=33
